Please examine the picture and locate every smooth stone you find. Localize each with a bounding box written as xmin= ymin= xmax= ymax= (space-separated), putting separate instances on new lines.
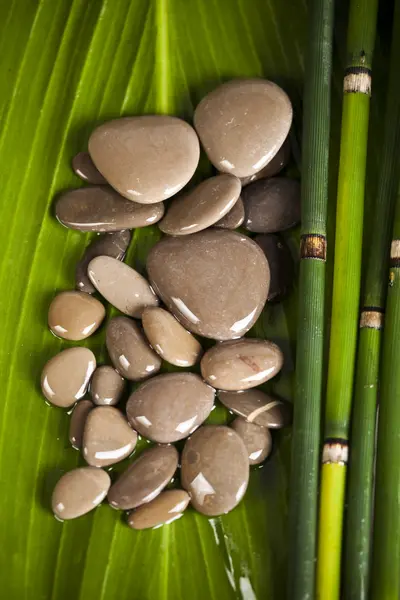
xmin=127 ymin=489 xmax=190 ymax=530
xmin=218 ymin=389 xmax=292 ymax=428
xmin=88 ymin=115 xmax=200 ymax=204
xmin=147 ymin=229 xmax=269 ymax=340
xmin=142 ymin=307 xmax=202 ymax=367
xmin=82 ymin=406 xmax=137 ymax=467
xmin=48 ymin=290 xmax=105 ymax=341
xmin=76 ymin=231 xmax=131 ymax=294
xmin=181 ymin=425 xmax=249 ymax=516
xmin=215 ymin=197 xmax=245 ymax=229
xmin=41 ymin=347 xmax=96 ymax=408
xmin=90 ymin=366 xmax=125 ymax=406
xmin=201 ymin=338 xmax=284 ymax=391
xmin=159 ymin=174 xmax=241 ymax=236
xmin=126 ymin=373 xmax=215 ymax=443
xmin=230 ymin=417 xmax=272 ymax=465
xmin=242 ymin=177 xmax=301 ymax=233
xmin=240 ymin=138 xmax=291 ymax=186
xmin=108 ymin=445 xmax=179 ymax=510
xmin=72 ymin=152 xmax=107 ymax=184
xmin=194 ymin=79 xmax=292 ymax=178
xmin=255 ymin=234 xmax=294 ymax=301
xmin=106 ymin=316 xmax=161 ymax=381
xmin=52 ymin=467 xmax=111 ymax=520
xmin=88 ymin=256 xmax=158 ymax=318
xmin=69 ymin=400 xmax=94 ymax=450
xmin=55 ymin=186 xmax=164 ymax=232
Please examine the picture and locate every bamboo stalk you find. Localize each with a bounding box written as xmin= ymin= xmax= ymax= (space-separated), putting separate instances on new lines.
xmin=370 ymin=188 xmax=400 ymax=600
xmin=316 ymin=0 xmax=378 ymax=598
xmin=345 ymin=2 xmax=400 ymax=596
xmin=287 ymin=1 xmax=334 ymax=599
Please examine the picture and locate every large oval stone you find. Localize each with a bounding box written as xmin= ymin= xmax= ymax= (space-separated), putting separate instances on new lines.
xmin=52 ymin=467 xmax=110 ymax=520
xmin=55 ymin=186 xmax=164 ymax=232
xmin=201 ymin=338 xmax=284 ymax=391
xmin=108 ymin=445 xmax=179 ymax=510
xmin=126 ymin=373 xmax=215 ymax=443
xmin=147 ymin=229 xmax=270 ymax=340
xmin=242 ymin=177 xmax=301 ymax=233
xmin=159 ymin=174 xmax=241 ymax=236
xmin=181 ymin=425 xmax=249 ymax=516
xmin=194 ymin=79 xmax=292 ymax=178
xmin=88 ymin=116 xmax=200 ymax=204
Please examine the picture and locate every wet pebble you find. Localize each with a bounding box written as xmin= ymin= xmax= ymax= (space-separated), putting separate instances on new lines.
xmin=82 ymin=406 xmax=137 ymax=467
xmin=242 ymin=177 xmax=300 ymax=233
xmin=142 ymin=307 xmax=202 ymax=367
xmin=72 ymin=151 xmax=107 ymax=184
xmin=106 ymin=316 xmax=161 ymax=381
xmin=108 ymin=445 xmax=179 ymax=510
xmin=69 ymin=399 xmax=94 ymax=450
xmin=52 ymin=467 xmax=111 ymax=520
xmin=88 ymin=256 xmax=159 ymax=318
xmin=215 ymin=196 xmax=245 ymax=230
xmin=127 ymin=489 xmax=190 ymax=530
xmin=201 ymin=338 xmax=284 ymax=391
xmin=240 ymin=137 xmax=291 ymax=186
xmin=218 ymin=389 xmax=292 ymax=428
xmin=159 ymin=174 xmax=241 ymax=236
xmin=89 ymin=116 xmax=200 ymax=203
xmin=41 ymin=347 xmax=96 ymax=408
xmin=230 ymin=417 xmax=272 ymax=465
xmin=147 ymin=229 xmax=269 ymax=340
xmin=194 ymin=79 xmax=292 ymax=178
xmin=181 ymin=425 xmax=249 ymax=516
xmin=55 ymin=186 xmax=164 ymax=232
xmin=48 ymin=290 xmax=105 ymax=340
xmin=255 ymin=233 xmax=294 ymax=301
xmin=90 ymin=366 xmax=125 ymax=406
xmin=76 ymin=230 xmax=131 ymax=294
xmin=126 ymin=373 xmax=215 ymax=443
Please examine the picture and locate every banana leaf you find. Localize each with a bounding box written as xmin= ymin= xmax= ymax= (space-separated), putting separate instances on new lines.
xmin=0 ymin=0 xmax=391 ymax=598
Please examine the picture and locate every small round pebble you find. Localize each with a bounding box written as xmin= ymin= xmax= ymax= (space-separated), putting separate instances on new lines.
xmin=142 ymin=307 xmax=203 ymax=367
xmin=215 ymin=197 xmax=245 ymax=229
xmin=82 ymin=406 xmax=137 ymax=467
xmin=181 ymin=425 xmax=249 ymax=516
xmin=194 ymin=79 xmax=292 ymax=178
xmin=106 ymin=316 xmax=161 ymax=381
xmin=88 ymin=256 xmax=159 ymax=318
xmin=127 ymin=490 xmax=190 ymax=530
xmin=242 ymin=177 xmax=301 ymax=233
xmin=240 ymin=137 xmax=291 ymax=186
xmin=76 ymin=230 xmax=131 ymax=294
xmin=147 ymin=229 xmax=270 ymax=341
xmin=255 ymin=233 xmax=294 ymax=301
xmin=52 ymin=467 xmax=111 ymax=520
xmin=200 ymin=338 xmax=284 ymax=391
xmin=159 ymin=174 xmax=241 ymax=236
xmin=69 ymin=399 xmax=94 ymax=450
xmin=41 ymin=347 xmax=96 ymax=408
xmin=230 ymin=417 xmax=272 ymax=465
xmin=90 ymin=366 xmax=125 ymax=406
xmin=55 ymin=186 xmax=164 ymax=232
xmin=72 ymin=151 xmax=107 ymax=184
xmin=88 ymin=115 xmax=200 ymax=204
xmin=48 ymin=290 xmax=105 ymax=340
xmin=126 ymin=373 xmax=215 ymax=443
xmin=218 ymin=389 xmax=292 ymax=428
xmin=108 ymin=445 xmax=179 ymax=510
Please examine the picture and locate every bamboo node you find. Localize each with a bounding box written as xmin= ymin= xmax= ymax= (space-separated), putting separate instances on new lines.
xmin=322 ymin=440 xmax=348 ymax=465
xmin=300 ymin=234 xmax=326 ymax=261
xmin=390 ymin=240 xmax=400 ymax=265
xmin=343 ymin=67 xmax=372 ymax=95
xmin=360 ymin=308 xmax=384 ymax=330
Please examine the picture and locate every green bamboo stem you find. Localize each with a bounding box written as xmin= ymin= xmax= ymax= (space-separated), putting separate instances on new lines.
xmin=316 ymin=0 xmax=378 ymax=598
xmin=370 ymin=186 xmax=400 ymax=600
xmin=345 ymin=2 xmax=400 ymax=596
xmin=287 ymin=1 xmax=334 ymax=598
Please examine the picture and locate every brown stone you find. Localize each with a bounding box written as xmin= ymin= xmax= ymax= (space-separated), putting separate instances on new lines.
xmin=90 ymin=366 xmax=125 ymax=406
xmin=230 ymin=417 xmax=272 ymax=465
xmin=240 ymin=137 xmax=291 ymax=186
xmin=69 ymin=400 xmax=94 ymax=450
xmin=52 ymin=467 xmax=111 ymax=520
xmin=127 ymin=489 xmax=190 ymax=530
xmin=242 ymin=177 xmax=301 ymax=233
xmin=72 ymin=152 xmax=107 ymax=184
xmin=218 ymin=389 xmax=292 ymax=428
xmin=48 ymin=290 xmax=105 ymax=340
xmin=254 ymin=233 xmax=294 ymax=301
xmin=215 ymin=197 xmax=245 ymax=229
